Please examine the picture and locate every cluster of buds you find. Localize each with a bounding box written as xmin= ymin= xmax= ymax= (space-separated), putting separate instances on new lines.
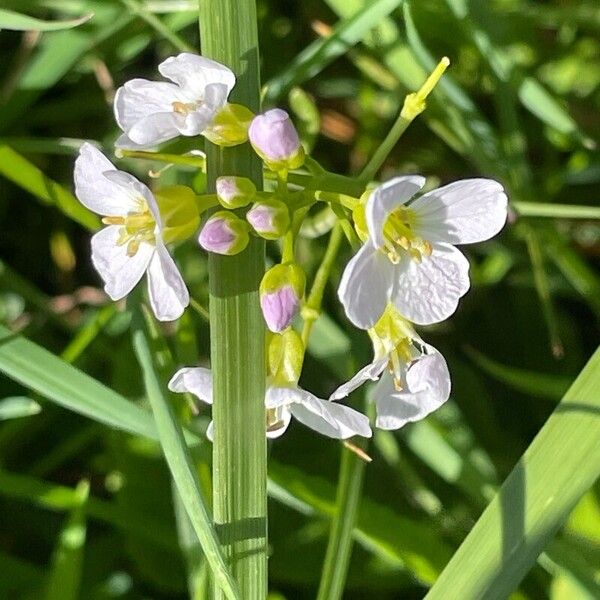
xmin=73 ymin=51 xmax=509 ymax=441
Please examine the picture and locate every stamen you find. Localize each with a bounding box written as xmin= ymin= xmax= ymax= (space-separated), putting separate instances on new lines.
xmin=409 ymin=249 xmax=422 ymax=263
xmin=102 ymin=216 xmax=125 ymax=225
xmin=126 ymin=239 xmax=140 ymax=256
xmin=172 ymin=101 xmax=196 ymax=115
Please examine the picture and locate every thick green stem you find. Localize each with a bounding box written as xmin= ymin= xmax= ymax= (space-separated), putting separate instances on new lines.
xmin=316 ymin=445 xmax=366 ymax=600
xmin=199 ymin=1 xmax=267 ymax=598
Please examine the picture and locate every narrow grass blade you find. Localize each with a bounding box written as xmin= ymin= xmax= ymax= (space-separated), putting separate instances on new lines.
xmin=0 ymin=8 xmax=92 ymax=31
xmin=0 ymin=325 xmax=157 ymax=439
xmin=0 ymin=468 xmax=178 ymax=549
xmin=132 ymin=329 xmax=240 ymax=600
xmin=426 ymin=347 xmax=600 ymax=599
xmin=265 ymin=0 xmax=404 ymax=101
xmin=0 ymin=396 xmax=41 ymax=420
xmin=45 ymin=480 xmax=89 ymax=600
xmin=0 ymin=145 xmax=99 ymax=230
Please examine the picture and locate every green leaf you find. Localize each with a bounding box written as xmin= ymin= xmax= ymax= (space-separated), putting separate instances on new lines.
xmin=425 ymin=347 xmax=600 ymax=599
xmin=265 ymin=0 xmax=405 ymax=101
xmin=0 ymin=8 xmax=92 ymax=31
xmin=0 ymin=396 xmax=41 ymax=420
xmin=132 ymin=329 xmax=240 ymax=600
xmin=0 ymin=145 xmax=99 ymax=231
xmin=45 ymin=480 xmax=89 ymax=600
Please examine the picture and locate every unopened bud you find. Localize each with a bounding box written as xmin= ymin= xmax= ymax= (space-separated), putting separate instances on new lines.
xmin=198 ymin=211 xmax=249 ymax=255
xmin=203 ymin=103 xmax=254 ymax=147
xmin=246 ymin=198 xmax=290 ymax=240
xmin=155 ymin=185 xmax=200 ymax=244
xmin=216 ymin=176 xmax=256 ymax=209
xmin=268 ymin=328 xmax=304 ymax=385
xmin=248 ymin=109 xmax=305 ymax=172
xmin=260 ymin=263 xmax=305 ymax=332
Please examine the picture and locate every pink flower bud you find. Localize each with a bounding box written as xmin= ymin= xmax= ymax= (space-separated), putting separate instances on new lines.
xmin=259 ymin=263 xmax=305 ymax=332
xmin=198 ymin=211 xmax=249 ymax=255
xmin=246 ymin=198 xmax=290 ymax=240
xmin=248 ymin=109 xmax=304 ymax=170
xmin=261 ymin=285 xmax=300 ymax=333
xmin=216 ymin=175 xmax=256 ymax=209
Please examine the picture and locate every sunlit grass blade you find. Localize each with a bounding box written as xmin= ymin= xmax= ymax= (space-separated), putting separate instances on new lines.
xmin=0 ymin=8 xmax=92 ymax=31
xmin=132 ymin=328 xmax=240 ymax=600
xmin=0 ymin=324 xmax=157 ymax=439
xmin=0 ymin=145 xmax=99 ymax=230
xmin=426 ymin=346 xmax=600 ymax=599
xmin=45 ymin=479 xmax=89 ymax=600
xmin=0 ymin=396 xmax=41 ymax=420
xmin=265 ymin=0 xmax=404 ymax=102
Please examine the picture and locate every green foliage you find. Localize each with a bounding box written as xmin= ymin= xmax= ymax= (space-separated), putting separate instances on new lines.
xmin=0 ymin=0 xmax=599 ymax=598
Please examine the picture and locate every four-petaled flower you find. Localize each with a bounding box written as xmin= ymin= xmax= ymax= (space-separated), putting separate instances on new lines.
xmin=330 ymin=306 xmax=451 ymax=430
xmin=114 ymin=53 xmax=235 ymax=149
xmin=339 ymin=176 xmax=508 ymax=329
xmin=168 ymin=367 xmax=372 ymax=440
xmin=74 ymin=143 xmax=189 ymax=321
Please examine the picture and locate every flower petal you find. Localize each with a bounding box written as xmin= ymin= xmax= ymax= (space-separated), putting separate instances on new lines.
xmin=91 ymin=225 xmax=153 ymax=300
xmin=410 ymin=178 xmax=508 ymax=245
xmin=74 ymin=143 xmax=139 ymax=215
xmin=374 ymin=347 xmax=450 ymax=430
xmin=366 ymin=176 xmax=425 ymax=250
xmin=392 ymin=243 xmax=470 ymax=325
xmin=101 ymin=169 xmax=161 ymax=225
xmin=338 ymin=244 xmax=395 ymax=329
xmin=146 ymin=242 xmax=189 ymax=321
xmin=158 ymin=53 xmax=235 ymax=99
xmin=290 ymin=391 xmax=372 ymax=439
xmin=329 ymin=357 xmax=388 ymax=401
xmin=168 ymin=367 xmax=213 ymax=404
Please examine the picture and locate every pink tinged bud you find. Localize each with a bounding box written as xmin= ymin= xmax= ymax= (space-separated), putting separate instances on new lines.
xmin=260 ymin=263 xmax=306 ymax=332
xmin=198 ymin=211 xmax=249 ymax=255
xmin=261 ymin=285 xmax=300 ymax=333
xmin=216 ymin=175 xmax=256 ymax=209
xmin=246 ymin=198 xmax=290 ymax=240
xmin=248 ymin=109 xmax=305 ymax=170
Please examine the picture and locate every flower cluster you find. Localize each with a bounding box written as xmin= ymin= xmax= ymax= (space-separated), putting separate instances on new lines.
xmin=73 ymin=52 xmax=508 ymax=443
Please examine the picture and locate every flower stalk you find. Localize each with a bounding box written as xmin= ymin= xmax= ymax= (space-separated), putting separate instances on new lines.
xmin=198 ymin=1 xmax=267 ymax=598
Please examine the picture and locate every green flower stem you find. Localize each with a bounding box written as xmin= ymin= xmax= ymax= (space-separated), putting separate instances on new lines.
xmin=316 ymin=443 xmax=367 ymax=600
xmin=358 ymin=113 xmax=412 ymax=182
xmin=198 ymin=1 xmax=267 ymax=598
xmin=514 ymin=201 xmax=600 ymax=220
xmin=301 ymin=224 xmax=344 ymax=348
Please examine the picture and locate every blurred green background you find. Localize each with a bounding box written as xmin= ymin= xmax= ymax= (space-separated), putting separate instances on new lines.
xmin=0 ymin=0 xmax=599 ymax=598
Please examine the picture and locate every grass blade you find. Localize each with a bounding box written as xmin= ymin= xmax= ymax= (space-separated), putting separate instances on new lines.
xmin=0 ymin=8 xmax=92 ymax=31
xmin=426 ymin=346 xmax=600 ymax=599
xmin=265 ymin=0 xmax=404 ymax=102
xmin=0 ymin=145 xmax=99 ymax=230
xmin=45 ymin=480 xmax=89 ymax=600
xmin=132 ymin=328 xmax=240 ymax=600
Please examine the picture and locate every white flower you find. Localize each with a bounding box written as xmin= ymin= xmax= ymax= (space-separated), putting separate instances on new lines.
xmin=114 ymin=53 xmax=235 ymax=149
xmin=74 ymin=143 xmax=189 ymax=321
xmin=339 ymin=176 xmax=508 ymax=328
xmin=168 ymin=367 xmax=372 ymax=440
xmin=330 ymin=307 xmax=451 ymax=430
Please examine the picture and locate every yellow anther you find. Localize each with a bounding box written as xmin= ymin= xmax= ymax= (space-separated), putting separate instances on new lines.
xmin=409 ymin=249 xmax=422 ymax=263
xmin=421 ymin=240 xmax=433 ymax=257
xmin=126 ymin=238 xmax=140 ymax=257
xmin=393 ymin=377 xmax=403 ymax=392
xmin=397 ymin=235 xmax=410 ymax=250
xmin=102 ymin=216 xmax=125 ymax=225
xmin=172 ymin=101 xmax=196 ymax=115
